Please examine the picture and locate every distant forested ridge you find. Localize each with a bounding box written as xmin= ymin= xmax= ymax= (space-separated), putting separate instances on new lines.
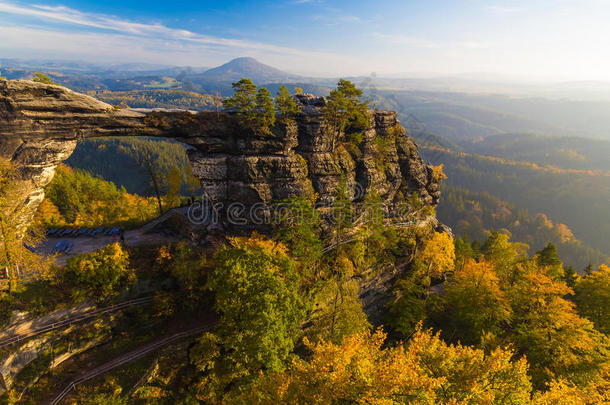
xmin=458 ymin=133 xmax=610 ymax=171
xmin=437 ymin=185 xmax=609 ymax=269
xmin=66 ymin=137 xmax=201 ymax=197
xmin=93 ymin=89 xmax=217 ymax=111
xmin=421 ymin=146 xmax=610 ymax=258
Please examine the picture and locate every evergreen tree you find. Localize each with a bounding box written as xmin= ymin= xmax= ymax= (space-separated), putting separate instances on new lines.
xmin=563 ymin=265 xmax=579 ymax=288
xmin=223 ymin=78 xmax=258 ymax=128
xmin=32 ymin=72 xmax=58 ymax=85
xmin=255 ymin=86 xmax=276 ymax=131
xmin=323 ymin=79 xmax=369 ymax=151
xmin=275 ymin=85 xmax=300 ymax=122
xmin=536 ymin=242 xmax=564 ymax=279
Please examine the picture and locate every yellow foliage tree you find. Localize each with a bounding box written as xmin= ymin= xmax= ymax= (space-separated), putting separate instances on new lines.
xmin=431 ymin=164 xmax=448 ymax=182
xmin=533 ymin=378 xmax=610 ymax=405
xmin=0 ymin=159 xmax=49 ymax=289
xmin=509 ymin=267 xmax=610 ymax=388
xmin=230 ymin=327 xmax=532 ymax=404
xmin=443 ymin=259 xmax=512 ymax=345
xmin=575 ymin=264 xmax=610 ymax=334
xmin=420 ymin=232 xmax=455 ymax=278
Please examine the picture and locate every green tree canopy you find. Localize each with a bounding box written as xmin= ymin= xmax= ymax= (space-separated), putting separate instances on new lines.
xmin=223 ymin=78 xmax=276 ymax=133
xmin=575 ymin=264 xmax=610 ymax=334
xmin=223 ymin=78 xmax=257 ymax=126
xmin=56 ymin=242 xmax=132 ymax=300
xmin=206 ymin=234 xmax=306 ymax=376
xmin=255 ymin=86 xmax=275 ymax=131
xmin=274 ymin=85 xmax=301 ymax=121
xmin=536 ymin=242 xmax=564 ymax=279
xmin=32 ymin=72 xmax=58 ymax=85
xmin=323 ymin=79 xmax=370 ymax=150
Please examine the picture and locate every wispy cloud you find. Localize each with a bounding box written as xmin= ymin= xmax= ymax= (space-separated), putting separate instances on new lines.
xmin=0 ymin=0 xmax=357 ymax=73
xmin=0 ymin=2 xmax=293 ymax=52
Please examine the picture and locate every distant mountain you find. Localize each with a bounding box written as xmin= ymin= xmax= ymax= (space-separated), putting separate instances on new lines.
xmin=198 ymin=57 xmax=297 ymax=83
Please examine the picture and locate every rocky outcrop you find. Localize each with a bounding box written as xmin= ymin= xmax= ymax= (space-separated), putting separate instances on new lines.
xmin=0 ymin=80 xmax=155 ymax=229
xmin=0 ymin=80 xmax=440 ymax=231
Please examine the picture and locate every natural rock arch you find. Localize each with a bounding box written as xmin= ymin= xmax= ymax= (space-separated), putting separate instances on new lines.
xmin=0 ymin=80 xmax=440 ymax=231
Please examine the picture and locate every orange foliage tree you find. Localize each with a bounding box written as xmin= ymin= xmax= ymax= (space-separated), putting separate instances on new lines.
xmin=230 ymin=327 xmax=532 ymax=404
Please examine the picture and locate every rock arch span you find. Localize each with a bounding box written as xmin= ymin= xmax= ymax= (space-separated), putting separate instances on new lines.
xmin=0 ymin=80 xmax=440 ymax=231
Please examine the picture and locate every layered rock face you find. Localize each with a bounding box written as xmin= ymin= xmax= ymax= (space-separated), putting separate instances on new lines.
xmin=0 ymin=80 xmax=440 ymax=230
xmin=0 ymin=80 xmax=156 ymax=228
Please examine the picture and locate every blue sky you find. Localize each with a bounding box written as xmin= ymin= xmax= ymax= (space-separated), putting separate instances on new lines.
xmin=1 ymin=0 xmax=610 ymax=80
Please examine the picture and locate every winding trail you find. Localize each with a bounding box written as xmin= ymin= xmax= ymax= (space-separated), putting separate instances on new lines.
xmin=49 ymin=326 xmax=208 ymax=405
xmin=0 ymin=297 xmax=153 ymax=349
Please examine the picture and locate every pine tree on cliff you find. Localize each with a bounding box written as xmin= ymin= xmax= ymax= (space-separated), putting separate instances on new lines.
xmin=275 ymin=85 xmax=301 ymax=122
xmin=32 ymin=72 xmax=58 ymax=85
xmin=223 ymin=78 xmax=258 ymax=127
xmin=323 ymin=79 xmax=369 ymax=151
xmin=224 ymin=78 xmax=276 ymax=134
xmin=255 ymin=87 xmax=276 ymax=131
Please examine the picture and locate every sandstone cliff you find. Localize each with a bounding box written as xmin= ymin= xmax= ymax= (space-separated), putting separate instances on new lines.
xmin=0 ymin=80 xmax=440 ymax=231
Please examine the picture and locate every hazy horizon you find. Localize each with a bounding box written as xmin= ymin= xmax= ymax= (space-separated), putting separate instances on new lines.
xmin=2 ymin=0 xmax=610 ymax=81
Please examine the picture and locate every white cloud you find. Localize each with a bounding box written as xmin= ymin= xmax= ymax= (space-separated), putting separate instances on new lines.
xmin=0 ymin=0 xmax=360 ymax=74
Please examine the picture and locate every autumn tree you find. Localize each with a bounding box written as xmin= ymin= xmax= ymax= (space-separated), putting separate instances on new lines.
xmin=155 ymin=241 xmax=209 ymax=310
xmin=420 ymin=231 xmax=455 ymax=278
xmin=274 ymin=85 xmax=300 ymax=122
xmin=0 ymin=159 xmax=48 ymax=290
xmin=306 ymin=276 xmax=370 ymax=344
xmin=508 ymin=265 xmax=610 ymax=388
xmin=482 ymin=230 xmax=527 ymax=283
xmin=440 ymin=259 xmax=512 ymax=345
xmin=55 ymin=242 xmax=132 ymax=300
xmin=41 ymin=164 xmax=158 ymax=227
xmin=574 ymin=264 xmax=610 ymax=335
xmin=431 ymin=164 xmax=448 ymax=182
xmin=533 ymin=378 xmax=610 ymax=405
xmin=231 ymin=327 xmax=532 ymax=404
